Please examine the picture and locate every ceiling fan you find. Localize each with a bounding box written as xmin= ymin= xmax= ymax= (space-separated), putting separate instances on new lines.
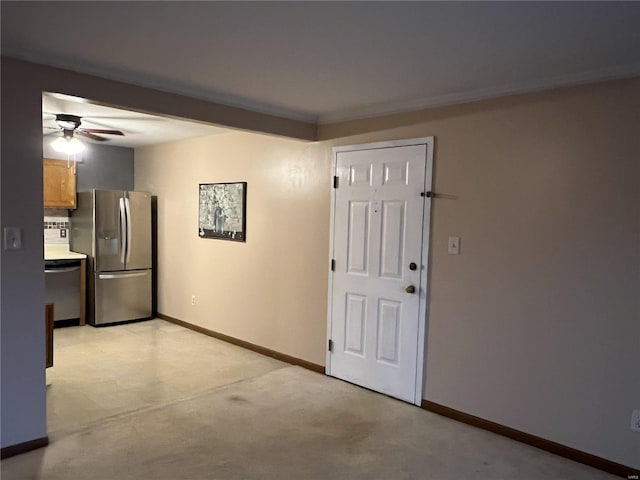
xmin=48 ymin=114 xmax=125 ymax=142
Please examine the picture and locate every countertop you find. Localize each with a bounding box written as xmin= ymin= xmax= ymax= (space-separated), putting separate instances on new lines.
xmin=44 ymin=244 xmax=87 ymax=260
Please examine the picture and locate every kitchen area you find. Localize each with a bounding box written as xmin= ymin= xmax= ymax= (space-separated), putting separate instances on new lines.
xmin=42 ymin=93 xmax=224 ymax=340
xmin=40 ymin=93 xmax=231 ymax=435
xmin=41 ymin=146 xmax=176 ymax=437
xmin=43 ymin=100 xmax=153 ymax=366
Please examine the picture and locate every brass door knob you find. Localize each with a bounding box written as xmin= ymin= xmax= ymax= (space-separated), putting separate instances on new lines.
xmin=405 ymin=285 xmax=416 ymax=294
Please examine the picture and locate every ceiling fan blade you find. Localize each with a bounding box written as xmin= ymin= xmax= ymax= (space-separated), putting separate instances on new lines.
xmin=76 ymin=130 xmax=108 ymax=142
xmin=80 ymin=128 xmax=124 ymax=136
xmin=43 ymin=130 xmax=60 ymax=137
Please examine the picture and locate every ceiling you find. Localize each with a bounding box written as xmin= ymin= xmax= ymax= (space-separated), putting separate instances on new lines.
xmin=42 ymin=93 xmax=229 ymax=148
xmin=3 ymin=1 xmax=640 ymax=127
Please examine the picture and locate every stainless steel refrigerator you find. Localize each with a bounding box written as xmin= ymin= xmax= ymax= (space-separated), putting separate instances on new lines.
xmin=71 ymin=189 xmax=152 ymax=326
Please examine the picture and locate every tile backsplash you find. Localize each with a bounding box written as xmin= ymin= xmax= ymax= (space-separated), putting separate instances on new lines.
xmin=44 ymin=209 xmax=70 ymax=244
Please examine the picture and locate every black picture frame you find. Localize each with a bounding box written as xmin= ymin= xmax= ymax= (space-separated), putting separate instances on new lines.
xmin=198 ymin=182 xmax=247 ymax=242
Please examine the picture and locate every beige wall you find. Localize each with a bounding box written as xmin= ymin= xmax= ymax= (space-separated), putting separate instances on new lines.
xmin=326 ymin=79 xmax=640 ymax=469
xmin=136 ymin=78 xmax=640 ymax=468
xmin=135 ymin=133 xmax=331 ymax=364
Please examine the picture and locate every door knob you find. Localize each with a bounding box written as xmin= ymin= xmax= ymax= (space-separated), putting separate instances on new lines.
xmin=405 ymin=285 xmax=416 ymax=294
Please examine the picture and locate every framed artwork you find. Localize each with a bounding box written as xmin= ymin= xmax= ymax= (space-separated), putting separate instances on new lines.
xmin=198 ymin=182 xmax=247 ymax=242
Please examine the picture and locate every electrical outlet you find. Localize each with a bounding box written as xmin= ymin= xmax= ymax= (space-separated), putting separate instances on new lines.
xmin=191 ymin=295 xmax=196 ymax=306
xmin=631 ymin=410 xmax=640 ymax=432
xmin=60 ymin=229 xmax=67 ymax=238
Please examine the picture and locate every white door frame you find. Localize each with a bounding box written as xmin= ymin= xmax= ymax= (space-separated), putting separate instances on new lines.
xmin=326 ymin=137 xmax=434 ymax=406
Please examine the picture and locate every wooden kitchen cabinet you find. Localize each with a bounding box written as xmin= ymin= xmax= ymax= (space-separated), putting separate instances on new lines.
xmin=44 ymin=158 xmax=77 ymax=209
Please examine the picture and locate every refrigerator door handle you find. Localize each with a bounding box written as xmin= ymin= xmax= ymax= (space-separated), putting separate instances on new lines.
xmin=124 ymin=197 xmax=132 ymax=264
xmin=119 ymin=197 xmax=127 ymax=264
xmin=98 ymin=272 xmax=149 ymax=280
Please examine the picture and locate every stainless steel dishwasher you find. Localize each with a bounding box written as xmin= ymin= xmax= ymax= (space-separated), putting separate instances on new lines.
xmin=45 ymin=259 xmax=81 ymax=322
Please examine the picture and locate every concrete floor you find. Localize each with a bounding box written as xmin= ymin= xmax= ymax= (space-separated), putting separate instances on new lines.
xmin=1 ymin=319 xmax=615 ymax=479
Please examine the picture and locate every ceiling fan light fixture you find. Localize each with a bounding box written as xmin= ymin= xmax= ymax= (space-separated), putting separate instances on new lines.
xmin=56 ymin=119 xmax=78 ymax=129
xmin=55 ymin=114 xmax=82 ymax=130
xmin=51 ymin=136 xmax=85 ymax=155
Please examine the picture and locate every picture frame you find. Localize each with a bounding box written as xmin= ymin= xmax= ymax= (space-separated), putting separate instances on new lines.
xmin=198 ymin=182 xmax=247 ymax=242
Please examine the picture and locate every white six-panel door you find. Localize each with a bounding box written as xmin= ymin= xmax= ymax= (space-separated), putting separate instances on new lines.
xmin=327 ymin=139 xmax=433 ymax=404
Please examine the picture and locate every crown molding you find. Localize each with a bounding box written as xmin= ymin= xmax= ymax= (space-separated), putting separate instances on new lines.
xmin=1 ymin=50 xmax=318 ymax=124
xmin=317 ymin=64 xmax=640 ymax=125
xmin=5 ymin=49 xmax=638 ymax=128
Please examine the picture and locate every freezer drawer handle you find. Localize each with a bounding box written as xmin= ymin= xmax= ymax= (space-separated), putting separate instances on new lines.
xmin=45 ymin=266 xmax=81 ymax=274
xmin=98 ymin=272 xmax=148 ymax=280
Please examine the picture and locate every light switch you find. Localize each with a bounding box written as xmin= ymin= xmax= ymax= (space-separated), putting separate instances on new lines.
xmin=3 ymin=227 xmax=22 ymax=250
xmin=448 ymin=236 xmax=460 ymax=255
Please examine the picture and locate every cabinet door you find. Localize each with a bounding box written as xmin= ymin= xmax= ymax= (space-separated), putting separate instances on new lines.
xmin=44 ymin=158 xmax=77 ymax=209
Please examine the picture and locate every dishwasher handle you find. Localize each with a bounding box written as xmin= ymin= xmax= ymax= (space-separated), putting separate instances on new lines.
xmin=45 ymin=266 xmax=81 ymax=274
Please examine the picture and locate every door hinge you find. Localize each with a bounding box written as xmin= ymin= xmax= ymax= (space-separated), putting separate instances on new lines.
xmin=333 ymin=175 xmax=339 ymax=188
xmin=330 ymin=259 xmax=336 ymax=271
xmin=328 ymin=339 xmax=334 ymax=352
